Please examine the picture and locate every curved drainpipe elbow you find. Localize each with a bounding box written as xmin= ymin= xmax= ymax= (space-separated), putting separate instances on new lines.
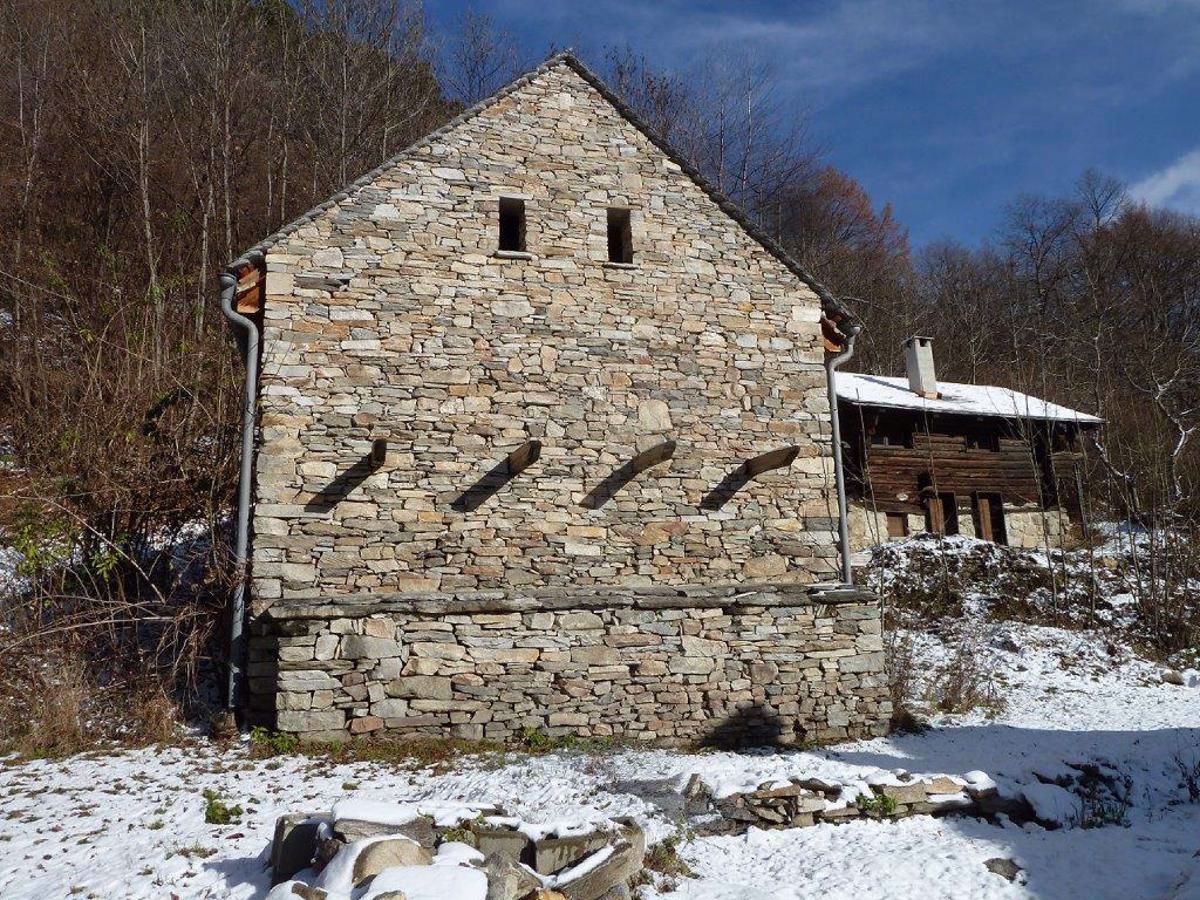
xmin=825 ymin=320 xmax=861 ymax=586
xmin=219 ymin=249 xmax=264 ymax=710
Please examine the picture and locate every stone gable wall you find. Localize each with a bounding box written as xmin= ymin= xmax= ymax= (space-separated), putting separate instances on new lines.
xmin=248 ymin=587 xmax=890 ymax=746
xmin=251 ymin=62 xmax=837 ymax=607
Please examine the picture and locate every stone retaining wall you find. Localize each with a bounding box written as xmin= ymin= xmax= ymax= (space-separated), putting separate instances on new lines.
xmin=248 ymin=584 xmax=890 ymax=746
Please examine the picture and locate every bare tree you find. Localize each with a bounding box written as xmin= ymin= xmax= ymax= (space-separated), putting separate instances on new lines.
xmin=440 ymin=6 xmax=524 ymax=106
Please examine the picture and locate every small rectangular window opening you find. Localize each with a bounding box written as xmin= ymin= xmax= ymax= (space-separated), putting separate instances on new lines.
xmin=607 ymin=207 xmax=633 ymax=263
xmin=966 ymin=433 xmax=1000 ymax=452
xmin=499 ymin=197 xmax=525 ymax=252
xmin=870 ymin=425 xmax=912 ymax=448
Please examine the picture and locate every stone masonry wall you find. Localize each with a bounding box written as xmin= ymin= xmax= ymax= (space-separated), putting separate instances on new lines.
xmin=250 ymin=59 xmax=837 ymax=608
xmin=848 ymin=500 xmax=1073 ymax=551
xmin=249 ymin=586 xmax=890 ymax=746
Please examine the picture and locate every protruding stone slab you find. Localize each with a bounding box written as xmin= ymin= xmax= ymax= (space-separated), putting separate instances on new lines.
xmin=556 ymin=840 xmax=641 ymax=900
xmin=534 ymin=831 xmax=611 ymax=876
xmin=334 ymin=814 xmax=435 ymax=848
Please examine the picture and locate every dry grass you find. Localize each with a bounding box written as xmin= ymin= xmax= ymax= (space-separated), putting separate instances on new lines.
xmin=3 ymin=659 xmax=89 ymax=758
xmin=929 ymin=633 xmax=1006 ymax=716
xmin=0 ymin=643 xmax=183 ymax=759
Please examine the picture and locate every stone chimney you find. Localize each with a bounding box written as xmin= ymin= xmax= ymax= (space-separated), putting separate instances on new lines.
xmin=904 ymin=336 xmax=938 ymax=398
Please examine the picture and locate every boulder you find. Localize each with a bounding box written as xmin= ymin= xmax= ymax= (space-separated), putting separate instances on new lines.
xmin=352 ymin=837 xmax=431 ymax=887
xmin=271 ymin=813 xmax=325 ymax=882
xmin=484 ymin=855 xmax=542 ymax=900
xmin=469 ymin=822 xmax=531 ymax=862
xmin=876 ymin=783 xmax=927 ymax=805
xmin=556 ymin=841 xmax=641 ymax=900
xmin=1164 ymin=670 xmax=1186 ymax=686
xmin=984 ymin=857 xmax=1023 ymax=882
xmin=334 ymin=814 xmax=435 ymax=848
xmin=264 ymin=883 xmax=330 ymax=900
xmin=533 ymin=831 xmax=611 ymax=876
xmin=923 ymin=776 xmax=962 ymax=795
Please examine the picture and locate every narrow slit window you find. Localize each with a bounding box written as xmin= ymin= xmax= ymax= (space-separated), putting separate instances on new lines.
xmin=607 ymin=207 xmax=633 ymax=263
xmin=499 ymin=197 xmax=525 ymax=252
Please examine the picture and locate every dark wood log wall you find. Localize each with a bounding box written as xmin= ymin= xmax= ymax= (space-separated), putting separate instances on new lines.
xmin=840 ymin=404 xmax=1090 ymax=522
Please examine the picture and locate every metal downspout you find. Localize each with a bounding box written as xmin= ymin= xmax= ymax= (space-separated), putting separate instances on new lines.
xmin=826 ymin=322 xmax=861 ymax=585
xmin=219 ymin=250 xmax=264 ymax=709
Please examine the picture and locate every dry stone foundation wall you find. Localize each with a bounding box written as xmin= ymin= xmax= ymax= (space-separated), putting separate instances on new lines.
xmin=250 ymin=60 xmax=837 ymax=609
xmin=848 ymin=500 xmax=1074 ymax=551
xmin=249 ymin=585 xmax=890 ymax=746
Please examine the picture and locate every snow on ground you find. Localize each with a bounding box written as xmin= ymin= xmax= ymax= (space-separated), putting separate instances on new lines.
xmin=0 ymin=543 xmax=25 ymax=597
xmin=1 ymin=621 xmax=1198 ymax=900
xmin=1 ymin=530 xmax=1196 ymax=898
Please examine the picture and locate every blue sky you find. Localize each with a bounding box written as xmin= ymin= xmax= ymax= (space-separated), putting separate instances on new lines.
xmin=426 ymin=0 xmax=1200 ymax=248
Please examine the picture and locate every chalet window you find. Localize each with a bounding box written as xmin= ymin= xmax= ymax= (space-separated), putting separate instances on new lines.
xmin=1052 ymin=430 xmax=1078 ymax=452
xmin=870 ymin=425 xmax=912 ymax=448
xmin=607 ymin=208 xmax=633 ymax=263
xmin=966 ymin=433 xmax=999 ymax=452
xmin=498 ymin=197 xmax=526 ymax=252
xmin=886 ymin=512 xmax=909 ymax=539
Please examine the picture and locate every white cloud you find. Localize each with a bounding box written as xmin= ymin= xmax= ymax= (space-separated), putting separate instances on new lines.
xmin=1130 ymin=148 xmax=1200 ymax=215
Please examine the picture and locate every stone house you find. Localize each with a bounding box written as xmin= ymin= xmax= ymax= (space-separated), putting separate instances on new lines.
xmin=838 ymin=337 xmax=1103 ymax=550
xmin=221 ymin=53 xmax=889 ymax=746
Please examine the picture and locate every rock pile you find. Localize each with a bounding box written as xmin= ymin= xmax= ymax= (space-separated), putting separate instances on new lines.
xmin=266 ymin=799 xmax=644 ymax=900
xmin=685 ymin=769 xmax=1034 ymax=834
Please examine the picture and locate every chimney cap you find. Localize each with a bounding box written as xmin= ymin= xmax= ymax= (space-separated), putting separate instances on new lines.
xmin=903 ymin=335 xmax=935 ymax=345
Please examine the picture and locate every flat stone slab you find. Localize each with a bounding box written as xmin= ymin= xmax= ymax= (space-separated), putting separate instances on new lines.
xmin=264 ymin=582 xmax=879 ymax=621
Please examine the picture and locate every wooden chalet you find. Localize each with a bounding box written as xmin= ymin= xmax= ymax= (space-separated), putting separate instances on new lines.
xmin=836 ymin=337 xmax=1103 ymax=548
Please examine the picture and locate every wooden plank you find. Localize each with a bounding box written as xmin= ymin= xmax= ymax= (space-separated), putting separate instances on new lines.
xmin=630 ymin=440 xmax=676 ymax=474
xmin=744 ymin=446 xmax=800 ymax=478
xmin=234 ymin=261 xmax=264 ymax=315
xmin=928 ymin=496 xmax=944 ymax=534
xmin=975 ymin=494 xmax=994 ymax=542
xmin=504 ymin=440 xmax=542 ymax=475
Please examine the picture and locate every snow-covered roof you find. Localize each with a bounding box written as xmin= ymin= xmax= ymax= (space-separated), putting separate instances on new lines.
xmin=836 ymin=373 xmax=1103 ymax=424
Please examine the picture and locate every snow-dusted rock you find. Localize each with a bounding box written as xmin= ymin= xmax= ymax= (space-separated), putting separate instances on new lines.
xmin=359 ymin=864 xmax=487 ymax=900
xmin=266 ymin=803 xmax=645 ymax=900
xmin=352 ymin=837 xmax=432 ymax=886
xmin=1021 ymin=782 xmax=1083 ymax=828
xmin=272 ymin=813 xmax=328 ymax=881
xmin=984 ymin=857 xmax=1024 ymax=882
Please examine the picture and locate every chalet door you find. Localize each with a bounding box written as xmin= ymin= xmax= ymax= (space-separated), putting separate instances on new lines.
xmin=927 ymin=492 xmax=959 ymax=535
xmin=973 ymin=492 xmax=1007 ymax=545
xmin=940 ymin=493 xmax=959 ymax=536
xmin=974 ymin=493 xmax=994 ymax=541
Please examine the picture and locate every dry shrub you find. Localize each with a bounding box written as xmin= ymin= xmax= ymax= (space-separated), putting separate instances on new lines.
xmin=884 ymin=630 xmax=926 ymax=733
xmin=930 ymin=633 xmax=1005 ymax=716
xmin=127 ymin=683 xmax=183 ymax=745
